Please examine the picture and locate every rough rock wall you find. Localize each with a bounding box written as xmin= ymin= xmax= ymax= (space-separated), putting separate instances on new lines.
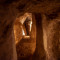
xmin=33 ymin=14 xmax=46 ymax=60
xmin=16 ymin=14 xmax=36 ymax=60
xmin=1 ymin=0 xmax=60 ymax=15
xmin=0 ymin=0 xmax=60 ymax=60
xmin=14 ymin=21 xmax=23 ymax=44
xmin=0 ymin=4 xmax=17 ymax=60
xmin=33 ymin=12 xmax=60 ymax=60
xmin=14 ymin=13 xmax=32 ymax=44
xmin=42 ymin=13 xmax=60 ymax=60
xmin=14 ymin=18 xmax=27 ymax=44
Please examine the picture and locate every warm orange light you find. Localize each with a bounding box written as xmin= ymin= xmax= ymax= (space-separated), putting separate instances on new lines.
xmin=30 ymin=21 xmax=32 ymax=32
xmin=22 ymin=28 xmax=25 ymax=36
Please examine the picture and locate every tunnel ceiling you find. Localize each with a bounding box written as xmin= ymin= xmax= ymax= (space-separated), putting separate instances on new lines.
xmin=0 ymin=0 xmax=60 ymax=17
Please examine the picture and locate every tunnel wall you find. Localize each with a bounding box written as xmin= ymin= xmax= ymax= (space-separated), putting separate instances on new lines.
xmin=0 ymin=5 xmax=17 ymax=60
xmin=15 ymin=14 xmax=36 ymax=60
xmin=0 ymin=0 xmax=60 ymax=60
xmin=42 ymin=13 xmax=60 ymax=60
xmin=33 ymin=13 xmax=46 ymax=60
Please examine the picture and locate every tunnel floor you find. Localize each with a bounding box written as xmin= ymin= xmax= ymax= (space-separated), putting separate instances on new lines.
xmin=16 ymin=37 xmax=36 ymax=60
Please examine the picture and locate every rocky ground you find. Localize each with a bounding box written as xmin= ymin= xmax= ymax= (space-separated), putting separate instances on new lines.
xmin=16 ymin=37 xmax=36 ymax=60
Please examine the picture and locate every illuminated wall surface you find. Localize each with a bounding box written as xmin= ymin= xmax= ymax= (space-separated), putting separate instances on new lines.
xmin=14 ymin=13 xmax=36 ymax=60
xmin=0 ymin=0 xmax=60 ymax=60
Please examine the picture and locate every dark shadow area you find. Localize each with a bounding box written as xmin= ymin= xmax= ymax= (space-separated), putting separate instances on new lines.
xmin=33 ymin=13 xmax=46 ymax=60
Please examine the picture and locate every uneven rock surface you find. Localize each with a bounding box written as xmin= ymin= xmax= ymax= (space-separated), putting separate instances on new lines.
xmin=14 ymin=14 xmax=36 ymax=60
xmin=0 ymin=0 xmax=60 ymax=60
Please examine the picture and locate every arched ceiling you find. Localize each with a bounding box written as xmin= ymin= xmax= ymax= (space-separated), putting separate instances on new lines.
xmin=0 ymin=0 xmax=60 ymax=17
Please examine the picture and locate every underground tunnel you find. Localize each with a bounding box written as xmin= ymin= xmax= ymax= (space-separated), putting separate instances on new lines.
xmin=14 ymin=13 xmax=36 ymax=60
xmin=0 ymin=0 xmax=60 ymax=60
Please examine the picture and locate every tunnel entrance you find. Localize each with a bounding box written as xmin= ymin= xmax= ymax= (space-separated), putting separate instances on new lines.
xmin=13 ymin=13 xmax=36 ymax=60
